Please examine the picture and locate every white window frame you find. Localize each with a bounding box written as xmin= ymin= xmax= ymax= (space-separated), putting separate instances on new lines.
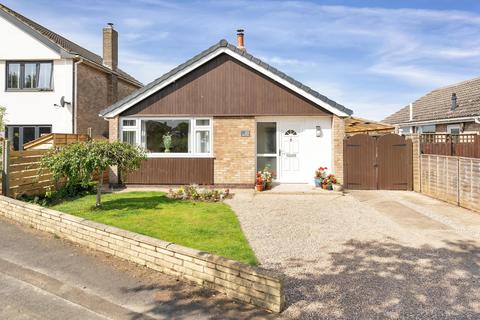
xmin=447 ymin=124 xmax=461 ymax=134
xmin=119 ymin=117 xmax=213 ymax=158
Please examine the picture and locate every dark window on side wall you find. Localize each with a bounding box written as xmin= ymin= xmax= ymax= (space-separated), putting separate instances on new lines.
xmin=6 ymin=61 xmax=53 ymax=90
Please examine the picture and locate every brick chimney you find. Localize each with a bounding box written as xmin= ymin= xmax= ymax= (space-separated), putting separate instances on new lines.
xmin=103 ymin=23 xmax=118 ymax=71
xmin=236 ymin=29 xmax=245 ymax=50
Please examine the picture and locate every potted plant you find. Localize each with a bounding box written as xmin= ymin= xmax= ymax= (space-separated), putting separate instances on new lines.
xmin=314 ymin=167 xmax=328 ymax=187
xmin=255 ymin=172 xmax=264 ymax=191
xmin=162 ymin=132 xmax=172 ymax=152
xmin=325 ymin=174 xmax=337 ymax=190
xmin=261 ymin=165 xmax=273 ymax=190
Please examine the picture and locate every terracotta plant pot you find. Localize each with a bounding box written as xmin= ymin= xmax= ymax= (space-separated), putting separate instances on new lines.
xmin=321 ymin=183 xmax=328 ymax=190
xmin=255 ymin=184 xmax=264 ymax=191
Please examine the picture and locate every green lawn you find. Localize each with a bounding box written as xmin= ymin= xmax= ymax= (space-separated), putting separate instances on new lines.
xmin=50 ymin=191 xmax=257 ymax=265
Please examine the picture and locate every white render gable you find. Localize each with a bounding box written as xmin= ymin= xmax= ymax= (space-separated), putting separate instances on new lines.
xmin=0 ymin=14 xmax=74 ymax=146
xmin=0 ymin=16 xmax=60 ymax=60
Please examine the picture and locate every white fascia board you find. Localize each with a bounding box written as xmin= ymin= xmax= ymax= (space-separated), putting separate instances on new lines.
xmin=103 ymin=47 xmax=349 ymax=118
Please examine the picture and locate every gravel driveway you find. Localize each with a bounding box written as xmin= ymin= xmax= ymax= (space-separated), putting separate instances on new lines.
xmin=226 ymin=190 xmax=480 ymax=319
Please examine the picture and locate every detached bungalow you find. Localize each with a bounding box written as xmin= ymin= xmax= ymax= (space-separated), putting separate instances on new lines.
xmin=100 ymin=31 xmax=353 ymax=187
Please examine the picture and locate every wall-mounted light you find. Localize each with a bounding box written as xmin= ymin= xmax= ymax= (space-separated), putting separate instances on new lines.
xmin=316 ymin=125 xmax=322 ymax=137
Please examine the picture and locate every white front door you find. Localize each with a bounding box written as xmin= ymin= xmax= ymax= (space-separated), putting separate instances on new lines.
xmin=279 ymin=123 xmax=303 ymax=182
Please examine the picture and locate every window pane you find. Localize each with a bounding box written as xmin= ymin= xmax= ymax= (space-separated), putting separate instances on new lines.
xmin=122 ymin=131 xmax=136 ymax=145
xmin=23 ymin=127 xmax=36 ymax=145
xmin=7 ymin=63 xmax=20 ymax=89
xmin=257 ymin=122 xmax=276 ymax=154
xmin=39 ymin=126 xmax=52 ymax=136
xmin=24 ymin=63 xmax=38 ymax=88
xmin=257 ymin=156 xmax=277 ymax=178
xmin=196 ymin=119 xmax=210 ymax=126
xmin=123 ymin=119 xmax=136 ymax=127
xmin=399 ymin=127 xmax=411 ymax=135
xmin=12 ymin=127 xmax=20 ymax=151
xmin=144 ymin=120 xmax=190 ymax=153
xmin=38 ymin=63 xmax=52 ymax=89
xmin=195 ymin=130 xmax=210 ymax=153
xmin=419 ymin=125 xmax=435 ymax=133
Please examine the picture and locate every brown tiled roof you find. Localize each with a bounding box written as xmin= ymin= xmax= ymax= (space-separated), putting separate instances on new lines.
xmin=384 ymin=77 xmax=480 ymax=124
xmin=0 ymin=3 xmax=141 ymax=86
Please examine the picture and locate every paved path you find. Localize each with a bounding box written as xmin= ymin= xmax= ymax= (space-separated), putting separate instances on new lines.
xmin=0 ymin=218 xmax=273 ymax=320
xmin=227 ymin=190 xmax=480 ymax=319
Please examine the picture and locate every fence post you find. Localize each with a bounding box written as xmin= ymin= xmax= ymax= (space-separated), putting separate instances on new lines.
xmin=2 ymin=140 xmax=10 ymax=196
xmin=456 ymin=157 xmax=460 ymax=206
xmin=447 ymin=135 xmax=452 ymax=156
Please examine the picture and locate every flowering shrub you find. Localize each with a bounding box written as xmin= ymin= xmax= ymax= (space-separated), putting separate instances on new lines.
xmin=325 ymin=174 xmax=337 ymax=187
xmin=168 ymin=185 xmax=230 ymax=202
xmin=315 ymin=167 xmax=328 ymax=180
xmin=260 ymin=165 xmax=273 ymax=183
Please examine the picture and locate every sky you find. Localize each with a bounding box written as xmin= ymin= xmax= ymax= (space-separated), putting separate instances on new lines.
xmin=4 ymin=0 xmax=480 ymax=120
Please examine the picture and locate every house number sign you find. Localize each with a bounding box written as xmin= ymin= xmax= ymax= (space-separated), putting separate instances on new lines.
xmin=240 ymin=130 xmax=250 ymax=137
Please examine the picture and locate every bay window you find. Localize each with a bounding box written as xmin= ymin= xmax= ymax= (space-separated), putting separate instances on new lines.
xmin=120 ymin=117 xmax=212 ymax=156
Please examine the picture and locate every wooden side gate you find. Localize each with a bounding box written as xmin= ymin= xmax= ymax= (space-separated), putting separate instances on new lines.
xmin=344 ymin=134 xmax=413 ymax=190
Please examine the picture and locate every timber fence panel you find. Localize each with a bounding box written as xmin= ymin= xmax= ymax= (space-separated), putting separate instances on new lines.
xmin=459 ymin=158 xmax=480 ymax=211
xmin=420 ymin=154 xmax=480 ymax=212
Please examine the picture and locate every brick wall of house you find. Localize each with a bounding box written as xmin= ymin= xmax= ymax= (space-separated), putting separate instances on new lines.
xmin=118 ymin=79 xmax=138 ymax=101
xmin=76 ymin=63 xmax=110 ymax=138
xmin=213 ymin=117 xmax=256 ymax=186
xmin=76 ymin=63 xmax=139 ymax=139
xmin=332 ymin=115 xmax=346 ymax=184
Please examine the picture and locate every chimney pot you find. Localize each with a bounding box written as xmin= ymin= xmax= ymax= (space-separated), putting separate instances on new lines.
xmin=103 ymin=23 xmax=118 ymax=70
xmin=236 ymin=29 xmax=245 ymax=50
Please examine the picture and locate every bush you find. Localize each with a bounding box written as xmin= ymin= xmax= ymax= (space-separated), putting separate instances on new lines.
xmin=40 ymin=140 xmax=146 ymax=207
xmin=18 ymin=183 xmax=96 ymax=206
xmin=168 ymin=185 xmax=231 ymax=202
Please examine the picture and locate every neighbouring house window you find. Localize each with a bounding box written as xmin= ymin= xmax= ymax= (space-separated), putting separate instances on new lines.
xmin=6 ymin=61 xmax=53 ymax=90
xmin=120 ymin=117 xmax=212 ymax=156
xmin=447 ymin=124 xmax=462 ymax=134
xmin=417 ymin=125 xmax=435 ymax=133
xmin=5 ymin=125 xmax=52 ymax=150
xmin=398 ymin=126 xmax=412 ymax=135
xmin=7 ymin=63 xmax=20 ymax=89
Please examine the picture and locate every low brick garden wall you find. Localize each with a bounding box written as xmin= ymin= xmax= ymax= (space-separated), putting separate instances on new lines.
xmin=0 ymin=196 xmax=285 ymax=312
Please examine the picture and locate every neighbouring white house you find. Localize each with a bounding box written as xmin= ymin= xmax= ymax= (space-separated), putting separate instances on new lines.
xmin=0 ymin=4 xmax=141 ymax=150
